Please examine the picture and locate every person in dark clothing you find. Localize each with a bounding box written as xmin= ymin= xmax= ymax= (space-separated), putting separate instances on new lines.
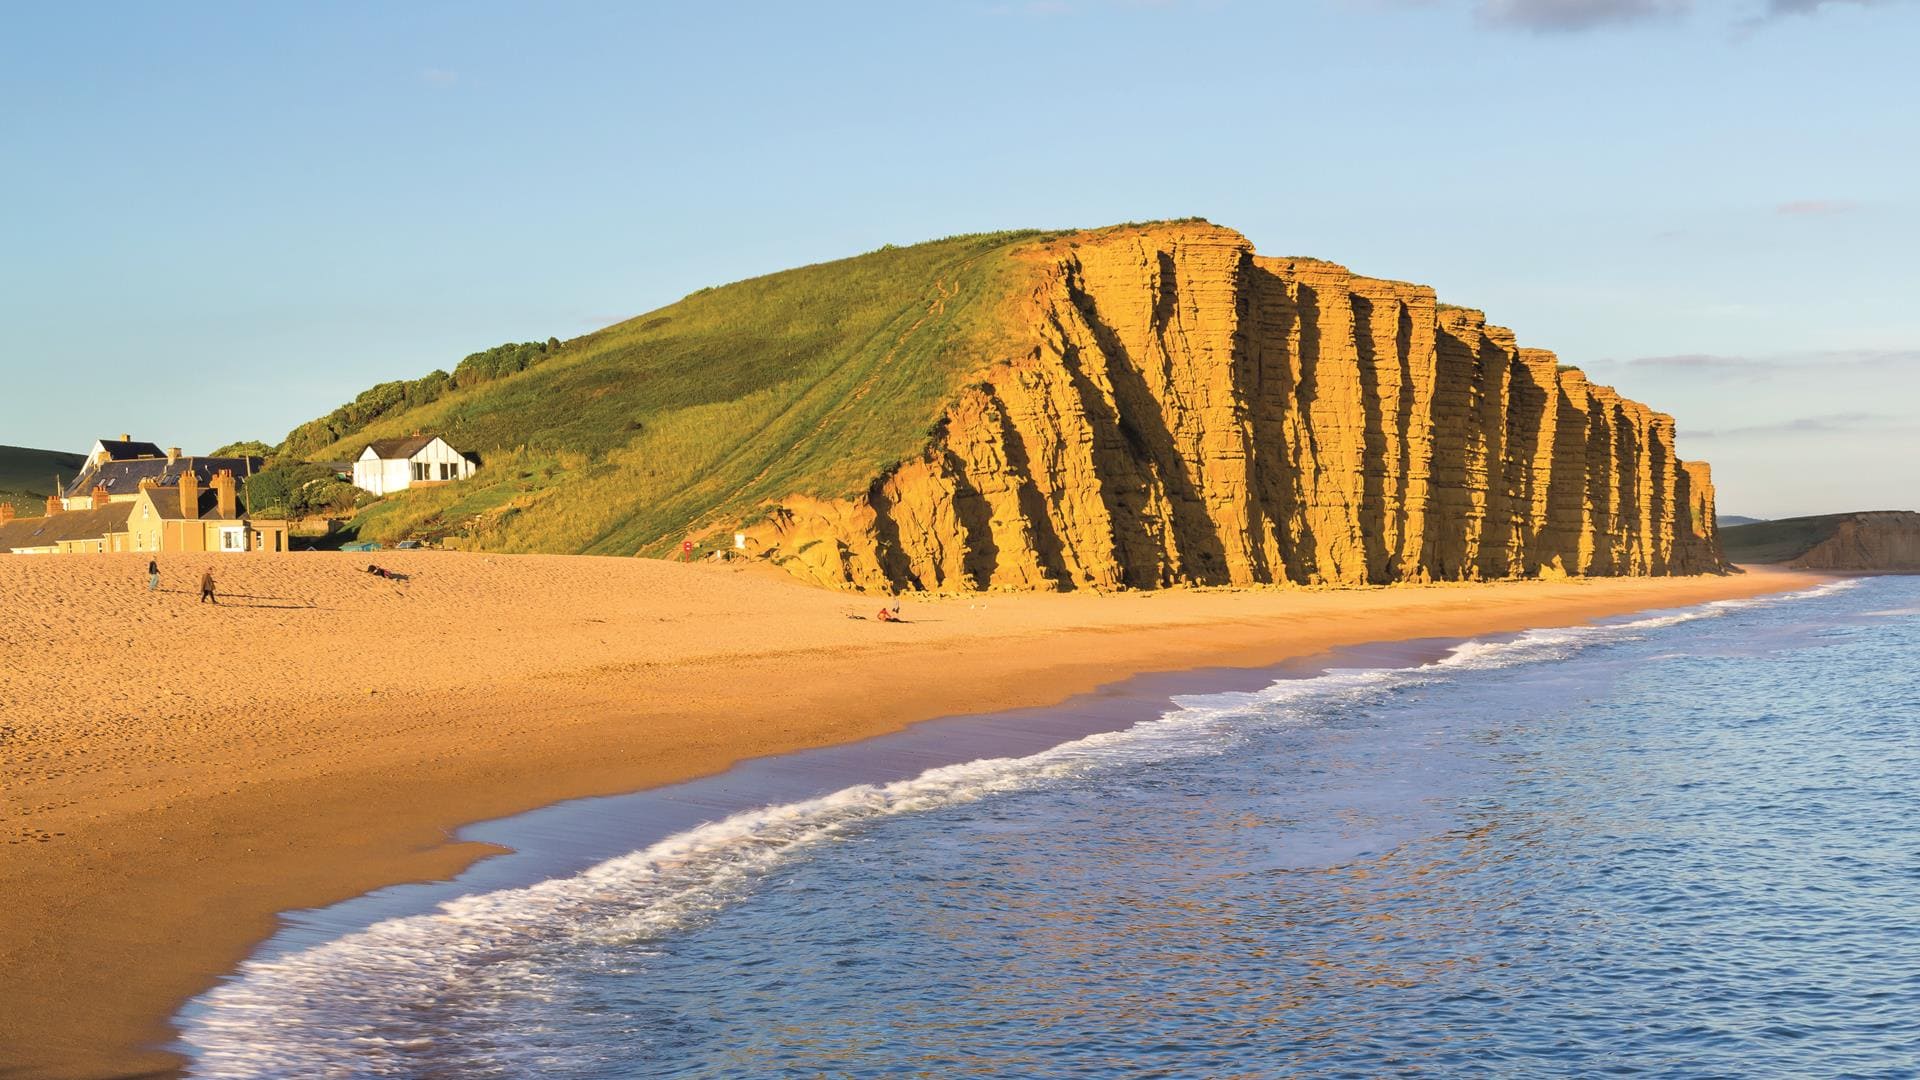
xmin=147 ymin=559 xmax=160 ymax=592
xmin=200 ymin=569 xmax=217 ymax=604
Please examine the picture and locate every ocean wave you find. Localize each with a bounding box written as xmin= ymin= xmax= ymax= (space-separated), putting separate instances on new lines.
xmin=176 ymin=581 xmax=1854 ymax=1075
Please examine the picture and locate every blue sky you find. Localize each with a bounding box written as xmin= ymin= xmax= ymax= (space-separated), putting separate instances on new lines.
xmin=3 ymin=0 xmax=1913 ymax=518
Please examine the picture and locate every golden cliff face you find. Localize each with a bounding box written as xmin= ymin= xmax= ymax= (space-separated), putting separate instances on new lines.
xmin=749 ymin=224 xmax=1723 ymax=591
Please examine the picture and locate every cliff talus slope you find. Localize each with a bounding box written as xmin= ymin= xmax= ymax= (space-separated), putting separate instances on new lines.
xmin=751 ymin=223 xmax=1722 ymax=590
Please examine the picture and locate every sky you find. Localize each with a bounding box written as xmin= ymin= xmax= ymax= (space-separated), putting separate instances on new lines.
xmin=2 ymin=0 xmax=1914 ymax=519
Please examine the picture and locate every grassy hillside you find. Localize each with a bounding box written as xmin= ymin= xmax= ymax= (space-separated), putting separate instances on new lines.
xmin=0 ymin=445 xmax=85 ymax=513
xmin=303 ymin=230 xmax=1048 ymax=555
xmin=1719 ymin=514 xmax=1852 ymax=564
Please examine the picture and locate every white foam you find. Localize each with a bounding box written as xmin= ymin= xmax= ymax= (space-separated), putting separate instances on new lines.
xmin=176 ymin=580 xmax=1855 ymax=1075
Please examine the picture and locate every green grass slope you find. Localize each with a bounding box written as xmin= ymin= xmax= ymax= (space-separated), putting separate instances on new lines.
xmin=304 ymin=230 xmax=1048 ymax=555
xmin=1719 ymin=514 xmax=1855 ymax=564
xmin=0 ymin=444 xmax=86 ymax=513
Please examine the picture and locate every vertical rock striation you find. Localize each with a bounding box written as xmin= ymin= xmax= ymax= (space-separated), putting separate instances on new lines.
xmin=750 ymin=223 xmax=1724 ymax=591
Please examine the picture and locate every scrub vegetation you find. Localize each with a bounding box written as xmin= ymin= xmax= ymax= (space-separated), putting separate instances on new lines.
xmin=299 ymin=230 xmax=1048 ymax=555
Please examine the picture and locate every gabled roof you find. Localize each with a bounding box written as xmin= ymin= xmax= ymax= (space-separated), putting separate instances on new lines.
xmin=0 ymin=502 xmax=135 ymax=551
xmin=64 ymin=456 xmax=265 ymax=498
xmin=140 ymin=486 xmax=219 ymax=521
xmin=93 ymin=439 xmax=165 ymax=461
xmin=133 ymin=483 xmax=282 ymax=525
xmin=362 ymin=435 xmax=440 ymax=461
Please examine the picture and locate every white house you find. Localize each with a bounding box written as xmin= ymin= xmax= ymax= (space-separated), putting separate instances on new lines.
xmin=352 ymin=435 xmax=476 ymax=497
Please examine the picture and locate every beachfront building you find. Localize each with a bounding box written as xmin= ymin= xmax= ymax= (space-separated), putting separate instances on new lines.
xmin=126 ymin=469 xmax=289 ymax=553
xmin=351 ymin=435 xmax=476 ymax=497
xmin=0 ymin=497 xmax=137 ymax=554
xmin=60 ymin=436 xmax=267 ymax=510
xmin=0 ymin=470 xmax=288 ymax=555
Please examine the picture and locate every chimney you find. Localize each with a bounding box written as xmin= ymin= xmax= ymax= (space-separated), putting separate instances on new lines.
xmin=167 ymin=446 xmax=181 ymax=465
xmin=179 ymin=468 xmax=201 ymax=520
xmin=213 ymin=469 xmax=238 ymax=520
xmin=45 ymin=494 xmax=62 ymax=516
xmin=92 ymin=484 xmax=111 ymax=510
xmin=120 ymin=433 xmax=131 ymax=443
xmin=0 ymin=503 xmax=13 ymax=524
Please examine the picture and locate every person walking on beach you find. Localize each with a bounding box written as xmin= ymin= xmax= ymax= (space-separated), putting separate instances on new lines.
xmin=200 ymin=569 xmax=217 ymax=605
xmin=147 ymin=559 xmax=160 ymax=592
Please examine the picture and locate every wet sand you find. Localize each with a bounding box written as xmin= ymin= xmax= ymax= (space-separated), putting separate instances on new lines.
xmin=0 ymin=551 xmax=1823 ymax=1078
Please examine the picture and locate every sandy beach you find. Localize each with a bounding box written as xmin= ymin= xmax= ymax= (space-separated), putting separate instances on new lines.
xmin=0 ymin=552 xmax=1823 ymax=1078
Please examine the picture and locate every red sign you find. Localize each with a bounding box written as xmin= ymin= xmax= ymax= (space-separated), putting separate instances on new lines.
xmin=682 ymin=540 xmax=693 ymax=553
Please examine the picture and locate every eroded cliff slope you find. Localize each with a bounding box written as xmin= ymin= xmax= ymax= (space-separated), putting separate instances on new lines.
xmin=1722 ymin=511 xmax=1920 ymax=571
xmin=749 ymin=223 xmax=1723 ymax=590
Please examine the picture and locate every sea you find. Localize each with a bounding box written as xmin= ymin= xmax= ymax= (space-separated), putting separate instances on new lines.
xmin=176 ymin=576 xmax=1920 ymax=1078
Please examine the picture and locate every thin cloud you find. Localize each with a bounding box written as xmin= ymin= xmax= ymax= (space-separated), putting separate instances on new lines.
xmin=1628 ymin=353 xmax=1775 ymax=370
xmin=1375 ymin=0 xmax=1898 ymax=32
xmin=1737 ymin=0 xmax=1890 ymax=33
xmin=420 ymin=68 xmax=459 ymax=87
xmin=1626 ymin=349 xmax=1917 ymax=372
xmin=985 ymin=0 xmax=1186 ymax=12
xmin=1475 ymin=0 xmax=1688 ymax=31
xmin=1762 ymin=0 xmax=1887 ymax=15
xmin=1776 ymin=199 xmax=1860 ymax=216
xmin=1688 ymin=411 xmax=1906 ymax=438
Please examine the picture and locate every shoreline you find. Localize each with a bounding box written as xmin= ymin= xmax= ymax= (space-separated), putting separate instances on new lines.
xmin=189 ymin=634 xmax=1470 ymax=977
xmin=0 ymin=553 xmax=1826 ymax=1079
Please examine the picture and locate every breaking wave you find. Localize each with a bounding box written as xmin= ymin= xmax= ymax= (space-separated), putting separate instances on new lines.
xmin=177 ymin=581 xmax=1857 ymax=1076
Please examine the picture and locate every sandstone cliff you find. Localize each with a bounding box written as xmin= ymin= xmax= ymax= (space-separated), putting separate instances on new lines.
xmin=1786 ymin=512 xmax=1920 ymax=571
xmin=747 ymin=223 xmax=1723 ymax=591
xmin=1719 ymin=511 xmax=1920 ymax=569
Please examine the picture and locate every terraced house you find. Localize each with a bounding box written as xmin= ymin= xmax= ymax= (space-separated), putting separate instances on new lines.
xmin=126 ymin=468 xmax=290 ymax=553
xmin=0 ymin=435 xmax=288 ymax=554
xmin=59 ymin=435 xmax=266 ymax=510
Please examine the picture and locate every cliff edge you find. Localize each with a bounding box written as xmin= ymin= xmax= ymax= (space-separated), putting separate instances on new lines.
xmin=1722 ymin=511 xmax=1920 ymax=571
xmin=749 ymin=223 xmax=1723 ymax=590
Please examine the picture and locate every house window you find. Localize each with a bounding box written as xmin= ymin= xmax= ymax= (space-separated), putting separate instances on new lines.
xmin=412 ymin=461 xmax=430 ymax=481
xmin=440 ymin=461 xmax=458 ymax=481
xmin=220 ymin=527 xmax=245 ymax=552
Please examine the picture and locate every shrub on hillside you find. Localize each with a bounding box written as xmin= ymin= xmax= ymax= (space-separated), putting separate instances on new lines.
xmin=243 ymin=462 xmax=368 ymax=517
xmin=280 ymin=340 xmax=563 ymax=460
xmin=452 ymin=339 xmax=561 ymax=387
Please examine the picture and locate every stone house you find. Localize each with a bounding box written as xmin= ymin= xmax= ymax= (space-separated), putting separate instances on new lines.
xmin=0 ymin=469 xmax=287 ymax=554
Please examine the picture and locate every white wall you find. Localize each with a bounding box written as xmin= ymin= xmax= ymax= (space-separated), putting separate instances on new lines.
xmin=352 ymin=438 xmax=474 ymax=497
xmin=408 ymin=438 xmax=474 ymax=483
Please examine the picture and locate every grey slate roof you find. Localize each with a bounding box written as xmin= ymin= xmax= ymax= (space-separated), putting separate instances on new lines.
xmin=64 ymin=456 xmax=265 ymax=499
xmin=0 ymin=503 xmax=135 ymax=551
xmin=143 ymin=487 xmax=233 ymax=521
xmin=95 ymin=439 xmax=165 ymax=461
xmin=363 ymin=436 xmax=438 ymax=460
